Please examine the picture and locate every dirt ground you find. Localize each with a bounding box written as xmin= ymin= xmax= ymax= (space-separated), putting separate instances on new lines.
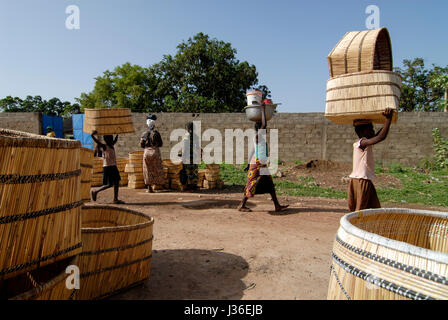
xmin=89 ymin=183 xmax=437 ymax=300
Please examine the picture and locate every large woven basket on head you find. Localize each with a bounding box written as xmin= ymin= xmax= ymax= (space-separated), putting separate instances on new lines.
xmin=1 ymin=256 xmax=78 ymax=300
xmin=74 ymin=206 xmax=154 ymax=300
xmin=0 ymin=129 xmax=82 ymax=280
xmin=325 ymin=70 xmax=401 ymax=124
xmin=328 ymin=28 xmax=393 ymax=78
xmin=80 ymin=147 xmax=94 ymax=203
xmin=83 ymin=108 xmax=135 ymax=135
xmin=328 ymin=208 xmax=448 ymax=300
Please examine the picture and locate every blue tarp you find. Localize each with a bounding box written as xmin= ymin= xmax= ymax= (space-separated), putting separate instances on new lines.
xmin=42 ymin=114 xmax=63 ymax=138
xmin=72 ymin=114 xmax=93 ymax=150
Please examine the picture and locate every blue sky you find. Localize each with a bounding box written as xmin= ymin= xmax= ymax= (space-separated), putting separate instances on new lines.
xmin=0 ymin=0 xmax=447 ymax=112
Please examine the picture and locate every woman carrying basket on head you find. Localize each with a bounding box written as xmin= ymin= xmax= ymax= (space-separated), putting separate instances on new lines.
xmin=140 ymin=114 xmax=165 ymax=193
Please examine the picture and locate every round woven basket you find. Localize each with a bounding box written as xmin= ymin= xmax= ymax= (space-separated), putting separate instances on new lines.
xmin=2 ymin=256 xmax=78 ymax=300
xmin=74 ymin=205 xmax=154 ymax=300
xmin=83 ymin=108 xmax=135 ymax=135
xmin=328 ymin=208 xmax=448 ymax=300
xmin=0 ymin=129 xmax=82 ymax=280
xmin=80 ymin=147 xmax=94 ymax=203
xmin=328 ymin=27 xmax=393 ymax=78
xmin=325 ymin=70 xmax=401 ymax=124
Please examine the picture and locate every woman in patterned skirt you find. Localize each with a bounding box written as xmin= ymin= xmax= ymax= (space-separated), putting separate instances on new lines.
xmin=238 ymin=104 xmax=288 ymax=213
xmin=140 ymin=115 xmax=165 ymax=193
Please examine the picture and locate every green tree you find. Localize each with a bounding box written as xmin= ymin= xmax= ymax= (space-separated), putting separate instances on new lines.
xmin=0 ymin=95 xmax=79 ymax=118
xmin=394 ymin=58 xmax=448 ymax=111
xmin=429 ymin=73 xmax=448 ymax=112
xmin=77 ymin=63 xmax=159 ymax=112
xmin=78 ymin=33 xmax=268 ymax=113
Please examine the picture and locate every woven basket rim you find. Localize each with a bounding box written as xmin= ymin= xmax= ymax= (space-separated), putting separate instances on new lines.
xmin=327 ymin=70 xmax=402 ymax=82
xmin=340 ymin=208 xmax=448 ymax=264
xmin=81 ymin=205 xmax=154 ymax=233
xmin=0 ymin=128 xmax=81 ymax=149
xmin=81 ymin=147 xmax=94 ymax=152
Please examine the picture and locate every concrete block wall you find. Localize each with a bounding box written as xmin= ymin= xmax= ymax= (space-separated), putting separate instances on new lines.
xmin=1 ymin=111 xmax=447 ymax=166
xmin=113 ymin=112 xmax=448 ymax=166
xmin=0 ymin=112 xmax=42 ymax=135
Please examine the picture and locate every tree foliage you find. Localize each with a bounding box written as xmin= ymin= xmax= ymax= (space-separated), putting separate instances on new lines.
xmin=394 ymin=58 xmax=448 ymax=112
xmin=77 ymin=33 xmax=268 ymax=113
xmin=0 ymin=95 xmax=80 ymax=118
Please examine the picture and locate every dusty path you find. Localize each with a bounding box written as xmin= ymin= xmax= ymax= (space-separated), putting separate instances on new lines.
xmin=88 ymin=187 xmax=441 ymax=300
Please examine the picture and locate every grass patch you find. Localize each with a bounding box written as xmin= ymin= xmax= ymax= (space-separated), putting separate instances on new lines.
xmin=376 ymin=166 xmax=448 ymax=207
xmin=218 ymin=163 xmax=448 ymax=207
xmin=218 ymin=163 xmax=346 ymax=199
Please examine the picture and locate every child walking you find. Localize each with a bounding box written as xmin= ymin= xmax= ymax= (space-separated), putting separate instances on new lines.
xmin=90 ymin=130 xmax=125 ymax=204
xmin=348 ymin=108 xmax=394 ymax=212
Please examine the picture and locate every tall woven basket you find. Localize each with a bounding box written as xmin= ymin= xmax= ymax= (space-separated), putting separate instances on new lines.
xmin=325 ymin=70 xmax=401 ymax=124
xmin=0 ymin=129 xmax=82 ymax=280
xmin=83 ymin=108 xmax=135 ymax=135
xmin=74 ymin=205 xmax=154 ymax=300
xmin=328 ymin=27 xmax=392 ymax=78
xmin=328 ymin=208 xmax=448 ymax=300
xmin=1 ymin=256 xmax=78 ymax=300
xmin=80 ymin=147 xmax=94 ymax=203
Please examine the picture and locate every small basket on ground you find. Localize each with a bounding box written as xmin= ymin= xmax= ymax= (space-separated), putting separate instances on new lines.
xmin=74 ymin=205 xmax=154 ymax=300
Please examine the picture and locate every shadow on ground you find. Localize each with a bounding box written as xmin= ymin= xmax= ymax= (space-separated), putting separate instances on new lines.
xmin=180 ymin=199 xmax=242 ymax=210
xmin=109 ymin=249 xmax=249 ymax=300
xmin=267 ymin=206 xmax=348 ymax=216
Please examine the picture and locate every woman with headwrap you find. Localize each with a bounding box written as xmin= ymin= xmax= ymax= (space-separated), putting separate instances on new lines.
xmin=140 ymin=114 xmax=165 ymax=193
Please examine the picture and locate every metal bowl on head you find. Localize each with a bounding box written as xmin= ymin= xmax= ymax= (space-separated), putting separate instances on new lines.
xmin=244 ymin=104 xmax=277 ymax=122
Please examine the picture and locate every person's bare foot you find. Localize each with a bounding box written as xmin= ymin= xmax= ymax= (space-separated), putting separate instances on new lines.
xmin=91 ymin=190 xmax=97 ymax=202
xmin=238 ymin=206 xmax=252 ymax=212
xmin=275 ymin=205 xmax=289 ymax=212
xmin=113 ymin=199 xmax=125 ymax=204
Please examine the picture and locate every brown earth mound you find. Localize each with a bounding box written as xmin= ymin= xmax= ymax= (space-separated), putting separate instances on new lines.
xmin=278 ymin=160 xmax=402 ymax=191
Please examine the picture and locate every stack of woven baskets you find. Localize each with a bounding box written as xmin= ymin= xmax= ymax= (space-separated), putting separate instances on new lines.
xmin=325 ymin=27 xmax=401 ymax=124
xmin=0 ymin=129 xmax=82 ymax=300
xmin=125 ymin=151 xmax=145 ymax=189
xmin=116 ymin=158 xmax=129 ymax=187
xmin=197 ymin=169 xmax=207 ymax=188
xmin=203 ymin=164 xmax=224 ymax=189
xmin=162 ymin=160 xmax=184 ymax=191
xmin=91 ymin=157 xmax=104 ymax=187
